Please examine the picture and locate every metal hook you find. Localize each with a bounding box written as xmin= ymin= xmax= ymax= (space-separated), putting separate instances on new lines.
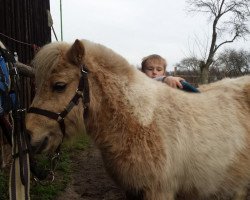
xmin=50 ymin=152 xmax=60 ymax=171
xmin=33 ymin=171 xmax=55 ymax=186
xmin=33 ymin=170 xmax=55 ymax=185
xmin=33 ymin=152 xmax=60 ymax=185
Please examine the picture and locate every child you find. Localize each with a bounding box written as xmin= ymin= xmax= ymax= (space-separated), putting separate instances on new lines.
xmin=141 ymin=54 xmax=184 ymax=88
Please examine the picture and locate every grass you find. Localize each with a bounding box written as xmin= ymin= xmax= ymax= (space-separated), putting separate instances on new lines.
xmin=0 ymin=133 xmax=90 ymax=200
xmin=30 ymin=151 xmax=71 ymax=200
xmin=64 ymin=132 xmax=90 ymax=151
xmin=0 ymin=170 xmax=9 ymax=200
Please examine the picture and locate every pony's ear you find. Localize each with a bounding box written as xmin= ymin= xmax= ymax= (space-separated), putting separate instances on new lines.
xmin=66 ymin=39 xmax=85 ymax=66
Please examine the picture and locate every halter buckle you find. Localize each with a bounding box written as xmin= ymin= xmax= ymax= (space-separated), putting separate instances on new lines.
xmin=81 ymin=67 xmax=88 ymax=74
xmin=76 ymin=89 xmax=84 ymax=97
xmin=57 ymin=115 xmax=64 ymax=122
xmin=17 ymin=108 xmax=26 ymax=113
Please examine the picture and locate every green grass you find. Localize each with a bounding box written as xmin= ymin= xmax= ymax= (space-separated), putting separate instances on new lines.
xmin=64 ymin=133 xmax=90 ymax=151
xmin=30 ymin=151 xmax=71 ymax=200
xmin=0 ymin=133 xmax=90 ymax=200
xmin=0 ymin=170 xmax=9 ymax=200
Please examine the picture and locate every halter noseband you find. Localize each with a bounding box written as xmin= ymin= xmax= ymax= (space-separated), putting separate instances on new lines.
xmin=27 ymin=65 xmax=90 ymax=137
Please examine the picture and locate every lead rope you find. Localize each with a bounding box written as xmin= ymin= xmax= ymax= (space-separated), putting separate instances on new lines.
xmin=9 ymin=63 xmax=30 ymax=200
xmin=10 ymin=110 xmax=30 ymax=200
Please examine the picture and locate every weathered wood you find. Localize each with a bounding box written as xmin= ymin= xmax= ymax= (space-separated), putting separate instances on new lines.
xmin=0 ymin=0 xmax=51 ymax=64
xmin=15 ymin=62 xmax=34 ymax=78
xmin=0 ymin=0 xmax=51 ymax=107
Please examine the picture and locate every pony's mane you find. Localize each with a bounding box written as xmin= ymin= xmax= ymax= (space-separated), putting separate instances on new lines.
xmin=32 ymin=42 xmax=70 ymax=86
xmin=32 ymin=39 xmax=133 ymax=87
xmin=81 ymin=39 xmax=132 ymax=74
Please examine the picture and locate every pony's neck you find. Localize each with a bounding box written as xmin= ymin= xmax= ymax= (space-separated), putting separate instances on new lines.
xmin=87 ymin=67 xmax=167 ymax=134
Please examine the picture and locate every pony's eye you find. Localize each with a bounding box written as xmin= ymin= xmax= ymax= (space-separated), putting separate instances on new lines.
xmin=53 ymin=82 xmax=67 ymax=92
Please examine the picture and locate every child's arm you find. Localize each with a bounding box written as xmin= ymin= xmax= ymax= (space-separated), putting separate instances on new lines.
xmin=154 ymin=76 xmax=184 ymax=89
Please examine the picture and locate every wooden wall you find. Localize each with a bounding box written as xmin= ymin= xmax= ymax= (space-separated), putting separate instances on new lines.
xmin=0 ymin=0 xmax=51 ymax=64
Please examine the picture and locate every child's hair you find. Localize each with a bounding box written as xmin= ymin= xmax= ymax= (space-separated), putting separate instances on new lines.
xmin=141 ymin=54 xmax=167 ymax=72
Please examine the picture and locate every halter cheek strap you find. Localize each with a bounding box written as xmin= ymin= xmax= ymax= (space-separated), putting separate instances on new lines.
xmin=27 ymin=65 xmax=90 ymax=137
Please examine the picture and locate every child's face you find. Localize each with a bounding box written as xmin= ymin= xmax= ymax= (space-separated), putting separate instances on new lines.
xmin=143 ymin=60 xmax=166 ymax=78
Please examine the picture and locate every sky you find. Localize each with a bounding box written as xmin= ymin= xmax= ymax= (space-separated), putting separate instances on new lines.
xmin=50 ymin=0 xmax=250 ymax=71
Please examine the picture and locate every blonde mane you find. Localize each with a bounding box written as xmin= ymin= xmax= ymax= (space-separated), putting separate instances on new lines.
xmin=33 ymin=40 xmax=134 ymax=88
xmin=32 ymin=42 xmax=70 ymax=87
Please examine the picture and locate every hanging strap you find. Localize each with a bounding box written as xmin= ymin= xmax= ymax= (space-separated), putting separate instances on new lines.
xmin=9 ymin=62 xmax=30 ymax=200
xmin=9 ymin=110 xmax=30 ymax=200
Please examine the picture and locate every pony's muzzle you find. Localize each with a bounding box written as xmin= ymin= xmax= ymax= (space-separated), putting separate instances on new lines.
xmin=26 ymin=129 xmax=49 ymax=154
xmin=32 ymin=137 xmax=49 ymax=154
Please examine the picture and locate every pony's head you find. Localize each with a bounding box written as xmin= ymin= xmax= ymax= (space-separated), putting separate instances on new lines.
xmin=26 ymin=39 xmax=133 ymax=153
xmin=26 ymin=40 xmax=89 ymax=153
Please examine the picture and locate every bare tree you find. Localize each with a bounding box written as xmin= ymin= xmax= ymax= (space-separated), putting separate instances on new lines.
xmin=186 ymin=0 xmax=250 ymax=84
xmin=176 ymin=57 xmax=201 ymax=73
xmin=216 ymin=48 xmax=250 ymax=77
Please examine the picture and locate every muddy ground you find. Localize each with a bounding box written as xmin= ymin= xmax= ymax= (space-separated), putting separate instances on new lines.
xmin=56 ymin=143 xmax=126 ymax=200
xmin=55 ymin=143 xmax=250 ymax=200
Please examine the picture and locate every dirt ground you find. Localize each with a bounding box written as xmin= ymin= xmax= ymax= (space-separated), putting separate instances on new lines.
xmin=55 ymin=143 xmax=250 ymax=200
xmin=56 ymin=143 xmax=126 ymax=200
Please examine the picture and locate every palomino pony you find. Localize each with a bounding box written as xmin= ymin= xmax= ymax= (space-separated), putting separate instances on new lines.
xmin=26 ymin=39 xmax=250 ymax=200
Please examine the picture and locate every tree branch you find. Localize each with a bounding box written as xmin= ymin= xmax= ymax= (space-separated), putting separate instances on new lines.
xmin=214 ymin=33 xmax=239 ymax=52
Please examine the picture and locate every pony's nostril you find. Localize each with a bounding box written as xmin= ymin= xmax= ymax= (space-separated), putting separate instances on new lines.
xmin=31 ymin=137 xmax=49 ymax=154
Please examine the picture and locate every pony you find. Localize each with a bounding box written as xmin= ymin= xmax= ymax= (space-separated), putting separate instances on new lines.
xmin=25 ymin=39 xmax=250 ymax=200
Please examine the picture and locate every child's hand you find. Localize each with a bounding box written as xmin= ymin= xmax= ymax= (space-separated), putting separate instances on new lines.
xmin=164 ymin=76 xmax=185 ymax=88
